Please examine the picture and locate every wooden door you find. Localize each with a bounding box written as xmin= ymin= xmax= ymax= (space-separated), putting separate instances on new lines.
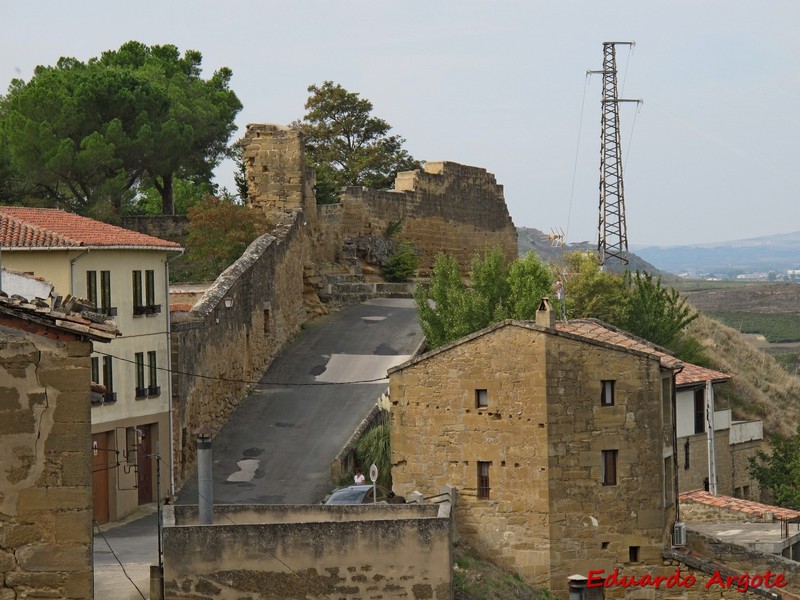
xmin=137 ymin=424 xmax=153 ymax=505
xmin=92 ymin=432 xmax=110 ymax=525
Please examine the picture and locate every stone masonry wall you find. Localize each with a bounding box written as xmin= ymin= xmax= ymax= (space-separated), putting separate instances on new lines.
xmin=339 ymin=161 xmax=518 ymax=274
xmin=162 ymin=503 xmax=452 ymax=600
xmin=170 ymin=213 xmax=312 ymax=484
xmin=679 ymin=430 xmax=761 ymax=499
xmin=545 ymin=331 xmax=672 ymax=598
xmin=0 ymin=331 xmax=93 ymax=600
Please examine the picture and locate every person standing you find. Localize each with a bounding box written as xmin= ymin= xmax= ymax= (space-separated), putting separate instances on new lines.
xmin=354 ymin=467 xmax=366 ymax=485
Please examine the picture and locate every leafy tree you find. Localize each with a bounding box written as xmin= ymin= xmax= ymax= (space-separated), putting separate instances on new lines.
xmin=183 ymin=195 xmax=266 ymax=281
xmin=1 ymin=41 xmax=241 ymax=218
xmin=560 ymin=251 xmax=628 ymax=325
xmin=415 ymin=248 xmax=553 ymax=349
xmin=748 ymin=425 xmax=800 ymax=509
xmin=126 ymin=177 xmax=216 ymax=216
xmin=295 ymin=81 xmax=421 ymax=204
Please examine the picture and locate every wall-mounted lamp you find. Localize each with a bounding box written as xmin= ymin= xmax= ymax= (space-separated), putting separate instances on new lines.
xmin=224 ymin=297 xmax=234 ymax=309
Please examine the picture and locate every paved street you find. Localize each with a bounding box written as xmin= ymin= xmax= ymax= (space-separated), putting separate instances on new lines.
xmin=94 ymin=298 xmax=422 ymax=597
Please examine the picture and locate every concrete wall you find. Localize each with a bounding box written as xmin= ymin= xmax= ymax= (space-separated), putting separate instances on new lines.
xmin=389 ymin=321 xmax=672 ymax=597
xmin=162 ymin=503 xmax=452 ymax=600
xmin=0 ymin=329 xmax=93 ymax=600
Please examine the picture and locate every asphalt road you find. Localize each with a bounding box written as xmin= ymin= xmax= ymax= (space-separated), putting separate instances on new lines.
xmin=176 ymin=297 xmax=422 ymax=506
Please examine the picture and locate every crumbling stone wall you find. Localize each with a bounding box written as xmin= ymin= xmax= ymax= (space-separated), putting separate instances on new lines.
xmin=170 ymin=214 xmax=313 ymax=484
xmin=0 ymin=331 xmax=93 ymax=600
xmin=390 ymin=321 xmax=671 ymax=597
xmin=162 ymin=503 xmax=452 ymax=600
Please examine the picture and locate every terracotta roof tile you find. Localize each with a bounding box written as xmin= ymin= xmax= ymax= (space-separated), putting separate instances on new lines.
xmin=0 ymin=207 xmax=181 ymax=250
xmin=680 ymin=490 xmax=800 ymax=521
xmin=676 ymin=362 xmax=730 ymax=386
xmin=556 ymin=318 xmax=682 ymax=369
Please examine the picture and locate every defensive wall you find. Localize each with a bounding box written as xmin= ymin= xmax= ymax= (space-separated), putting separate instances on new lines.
xmin=162 ymin=502 xmax=452 ymax=600
xmin=169 ymin=123 xmax=519 ymax=485
xmin=0 ymin=332 xmax=94 ymax=600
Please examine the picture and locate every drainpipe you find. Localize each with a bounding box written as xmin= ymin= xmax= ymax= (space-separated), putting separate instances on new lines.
xmin=672 ymin=365 xmax=683 ymax=525
xmin=705 ymin=379 xmax=718 ymax=495
xmin=164 ymin=249 xmax=184 ymax=499
xmin=70 ymin=250 xmax=90 ymax=295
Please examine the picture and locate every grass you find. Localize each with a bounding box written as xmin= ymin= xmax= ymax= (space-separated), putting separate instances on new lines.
xmin=453 ymin=541 xmax=556 ymax=600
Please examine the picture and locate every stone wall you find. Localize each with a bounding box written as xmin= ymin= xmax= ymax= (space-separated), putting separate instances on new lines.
xmin=0 ymin=331 xmax=93 ymax=600
xmin=389 ymin=321 xmax=672 ymax=597
xmin=338 ymin=161 xmax=517 ymax=274
xmin=162 ymin=503 xmax=452 ymax=600
xmin=122 ymin=215 xmax=189 ymax=243
xmin=170 ymin=213 xmax=312 ymax=484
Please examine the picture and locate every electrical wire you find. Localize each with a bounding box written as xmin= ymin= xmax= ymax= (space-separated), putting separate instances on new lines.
xmin=92 ymin=349 xmax=394 ymax=387
xmin=565 ymin=73 xmax=591 ymax=245
xmin=93 ymin=520 xmax=147 ymax=600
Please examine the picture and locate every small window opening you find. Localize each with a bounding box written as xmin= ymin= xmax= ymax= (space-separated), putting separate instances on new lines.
xmin=476 ymin=389 xmax=488 ymax=408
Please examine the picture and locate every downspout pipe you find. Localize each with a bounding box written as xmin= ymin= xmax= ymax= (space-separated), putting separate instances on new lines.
xmin=672 ymin=364 xmax=684 ymax=525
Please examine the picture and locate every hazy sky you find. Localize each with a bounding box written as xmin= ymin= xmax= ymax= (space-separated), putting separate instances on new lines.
xmin=2 ymin=1 xmax=798 ymax=247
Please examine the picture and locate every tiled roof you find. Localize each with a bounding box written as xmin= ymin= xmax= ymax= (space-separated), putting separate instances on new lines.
xmin=0 ymin=207 xmax=181 ymax=250
xmin=680 ymin=490 xmax=800 ymax=521
xmin=675 ymin=362 xmax=730 ymax=387
xmin=556 ymin=318 xmax=682 ymax=368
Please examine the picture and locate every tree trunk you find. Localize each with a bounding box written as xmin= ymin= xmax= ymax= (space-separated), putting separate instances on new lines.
xmin=160 ymin=172 xmax=175 ymax=215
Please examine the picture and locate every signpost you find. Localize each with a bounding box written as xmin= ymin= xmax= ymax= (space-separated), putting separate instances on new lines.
xmin=369 ymin=464 xmax=378 ymax=503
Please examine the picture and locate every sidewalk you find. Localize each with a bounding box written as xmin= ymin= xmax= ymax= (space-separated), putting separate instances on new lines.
xmin=93 ymin=504 xmax=160 ymax=599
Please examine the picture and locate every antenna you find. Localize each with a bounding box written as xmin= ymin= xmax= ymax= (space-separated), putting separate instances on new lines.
xmin=587 ymin=42 xmax=642 ymax=267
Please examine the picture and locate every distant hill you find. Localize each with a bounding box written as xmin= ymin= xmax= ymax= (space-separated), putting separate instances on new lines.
xmin=632 ymin=231 xmax=800 ymax=277
xmin=516 ymin=227 xmax=663 ymax=275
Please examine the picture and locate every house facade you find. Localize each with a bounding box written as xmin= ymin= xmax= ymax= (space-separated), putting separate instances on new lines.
xmin=675 ymin=363 xmax=762 ymax=498
xmin=389 ymin=302 xmax=679 ymax=596
xmin=0 ymin=206 xmax=182 ymax=523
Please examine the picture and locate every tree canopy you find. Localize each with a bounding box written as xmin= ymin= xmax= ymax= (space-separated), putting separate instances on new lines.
xmin=0 ymin=41 xmax=241 ymax=219
xmin=748 ymin=425 xmax=800 ymax=509
xmin=415 ymin=248 xmax=553 ymax=349
xmin=294 ymin=81 xmax=420 ymax=204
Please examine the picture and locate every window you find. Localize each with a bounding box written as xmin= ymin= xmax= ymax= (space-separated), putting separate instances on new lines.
xmin=694 ymin=389 xmax=706 ymax=434
xmin=147 ymin=350 xmax=160 ymax=396
xmin=477 ymin=461 xmax=491 ymax=499
xmin=664 ymin=456 xmax=674 ymax=506
xmin=86 ymin=271 xmax=98 ymax=307
xmin=145 ymin=270 xmax=156 ymax=308
xmin=102 ymin=356 xmax=116 ymax=403
xmin=601 ymin=450 xmax=617 ymax=486
xmin=100 ymin=271 xmax=116 ymax=316
xmin=133 ymin=271 xmax=144 ymax=315
xmin=629 ymin=546 xmax=640 ymax=563
xmin=476 ymin=389 xmax=488 ymax=408
xmin=662 ymin=377 xmax=672 ymax=429
xmin=600 ymin=380 xmax=615 ymax=406
xmin=91 ymin=357 xmax=100 ymax=384
xmin=684 ymin=439 xmax=690 ymax=470
xmin=135 ymin=352 xmax=147 ymax=397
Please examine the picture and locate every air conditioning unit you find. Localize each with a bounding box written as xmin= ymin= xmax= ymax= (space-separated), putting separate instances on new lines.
xmin=673 ymin=522 xmax=687 ymax=547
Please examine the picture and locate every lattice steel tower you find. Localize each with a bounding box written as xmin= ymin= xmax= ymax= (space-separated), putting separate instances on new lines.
xmin=589 ymin=42 xmax=640 ymax=267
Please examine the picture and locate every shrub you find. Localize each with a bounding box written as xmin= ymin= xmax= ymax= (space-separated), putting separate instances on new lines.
xmin=383 ymin=242 xmax=419 ymax=282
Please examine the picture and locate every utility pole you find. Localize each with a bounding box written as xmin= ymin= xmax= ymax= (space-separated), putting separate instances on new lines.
xmin=588 ymin=42 xmax=642 ymax=267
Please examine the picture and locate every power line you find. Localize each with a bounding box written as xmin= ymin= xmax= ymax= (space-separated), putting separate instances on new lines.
xmin=93 ymin=520 xmax=147 ymax=600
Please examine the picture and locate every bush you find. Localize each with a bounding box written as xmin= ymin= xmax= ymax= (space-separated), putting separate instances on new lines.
xmin=383 ymin=242 xmax=419 ymax=282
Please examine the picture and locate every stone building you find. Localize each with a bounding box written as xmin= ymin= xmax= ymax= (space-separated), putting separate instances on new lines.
xmin=674 ymin=364 xmax=763 ymax=498
xmin=389 ymin=301 xmax=680 ymax=596
xmin=0 ymin=206 xmax=182 ymax=523
xmin=0 ymin=294 xmax=118 ymax=599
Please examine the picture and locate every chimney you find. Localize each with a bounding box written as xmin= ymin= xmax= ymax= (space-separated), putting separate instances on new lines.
xmin=536 ymin=297 xmax=555 ymax=328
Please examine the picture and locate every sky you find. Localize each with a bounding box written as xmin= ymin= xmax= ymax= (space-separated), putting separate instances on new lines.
xmin=2 ymin=1 xmax=799 ymax=247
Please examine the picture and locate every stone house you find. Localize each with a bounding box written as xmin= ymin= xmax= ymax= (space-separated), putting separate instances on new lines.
xmin=0 ymin=293 xmax=118 ymax=599
xmin=675 ymin=364 xmax=763 ymax=498
xmin=0 ymin=206 xmax=182 ymax=523
xmin=389 ymin=301 xmax=681 ymax=596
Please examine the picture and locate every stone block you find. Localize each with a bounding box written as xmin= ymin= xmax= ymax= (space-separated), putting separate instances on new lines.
xmin=16 ymin=487 xmax=90 ymax=513
xmin=54 ymin=511 xmax=92 ymax=544
xmin=16 ymin=542 xmax=90 ymax=572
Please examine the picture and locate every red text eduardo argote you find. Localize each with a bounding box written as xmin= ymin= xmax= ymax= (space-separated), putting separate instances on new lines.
xmin=587 ymin=567 xmax=787 ymax=592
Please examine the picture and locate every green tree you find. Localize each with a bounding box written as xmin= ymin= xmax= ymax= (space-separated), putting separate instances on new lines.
xmin=1 ymin=41 xmax=241 ymax=218
xmin=748 ymin=425 xmax=800 ymax=509
xmin=415 ymin=248 xmax=553 ymax=349
xmin=561 ymin=251 xmax=628 ymax=324
xmin=184 ymin=195 xmax=266 ymax=281
xmin=295 ymin=81 xmax=421 ymax=204
xmin=127 ymin=177 xmax=216 ymax=216
xmin=383 ymin=242 xmax=420 ymax=283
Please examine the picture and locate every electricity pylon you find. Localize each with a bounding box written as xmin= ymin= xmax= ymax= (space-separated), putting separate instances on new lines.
xmin=588 ymin=42 xmax=641 ymax=267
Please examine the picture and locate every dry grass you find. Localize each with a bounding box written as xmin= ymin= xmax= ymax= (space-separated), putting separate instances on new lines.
xmin=688 ymin=313 xmax=800 ymax=435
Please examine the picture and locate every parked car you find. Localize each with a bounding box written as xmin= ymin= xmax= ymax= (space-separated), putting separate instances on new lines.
xmin=324 ymin=484 xmax=405 ymax=505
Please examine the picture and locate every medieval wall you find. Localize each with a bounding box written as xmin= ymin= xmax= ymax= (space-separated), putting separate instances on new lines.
xmin=170 ymin=213 xmax=313 ymax=484
xmin=679 ymin=430 xmax=762 ymax=499
xmin=162 ymin=503 xmax=452 ymax=600
xmin=0 ymin=330 xmax=93 ymax=600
